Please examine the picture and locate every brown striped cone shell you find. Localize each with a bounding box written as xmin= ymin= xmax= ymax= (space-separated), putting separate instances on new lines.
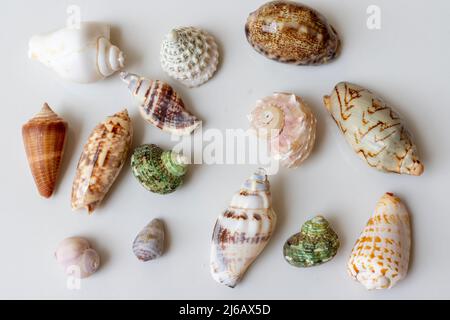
xmin=347 ymin=193 xmax=411 ymax=290
xmin=324 ymin=82 xmax=424 ymax=176
xmin=245 ymin=1 xmax=341 ymax=65
xmin=210 ymin=169 xmax=276 ymax=288
xmin=22 ymin=103 xmax=67 ymax=198
xmin=71 ymin=109 xmax=132 ymax=213
xmin=120 ymin=72 xmax=201 ymax=135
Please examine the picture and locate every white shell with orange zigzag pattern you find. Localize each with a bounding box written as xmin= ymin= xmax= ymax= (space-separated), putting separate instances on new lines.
xmin=347 ymin=193 xmax=411 ymax=290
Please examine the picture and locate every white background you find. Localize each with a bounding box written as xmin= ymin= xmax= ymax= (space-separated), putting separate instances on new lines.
xmin=1 ymin=0 xmax=449 ymax=299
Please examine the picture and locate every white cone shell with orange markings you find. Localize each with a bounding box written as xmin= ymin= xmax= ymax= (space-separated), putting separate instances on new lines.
xmin=347 ymin=193 xmax=411 ymax=290
xmin=210 ymin=169 xmax=276 ymax=288
xmin=323 ymin=82 xmax=424 ymax=176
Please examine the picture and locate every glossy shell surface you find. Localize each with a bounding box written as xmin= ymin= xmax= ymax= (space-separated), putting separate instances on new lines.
xmin=324 ymin=82 xmax=424 ymax=175
xmin=245 ymin=1 xmax=340 ymax=65
xmin=55 ymin=237 xmax=100 ymax=278
xmin=132 ymin=219 xmax=165 ymax=261
xmin=22 ymin=103 xmax=67 ymax=198
xmin=71 ymin=109 xmax=132 ymax=213
xmin=121 ymin=72 xmax=201 ymax=135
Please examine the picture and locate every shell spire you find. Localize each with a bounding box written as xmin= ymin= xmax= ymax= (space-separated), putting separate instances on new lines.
xmin=210 ymin=169 xmax=276 ymax=288
xmin=160 ymin=26 xmax=219 ymax=87
xmin=347 ymin=193 xmax=411 ymax=290
xmin=120 ymin=72 xmax=201 ymax=135
xmin=28 ymin=22 xmax=124 ymax=83
xmin=22 ymin=103 xmax=68 ymax=198
xmin=283 ymin=216 xmax=340 ymax=267
xmin=249 ymin=93 xmax=317 ymax=168
xmin=71 ymin=109 xmax=132 ymax=213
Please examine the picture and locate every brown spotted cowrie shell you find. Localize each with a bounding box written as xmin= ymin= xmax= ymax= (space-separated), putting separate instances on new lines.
xmin=245 ymin=1 xmax=341 ymax=65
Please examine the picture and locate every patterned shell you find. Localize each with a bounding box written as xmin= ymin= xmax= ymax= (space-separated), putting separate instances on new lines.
xmin=245 ymin=1 xmax=340 ymax=65
xmin=210 ymin=169 xmax=276 ymax=288
xmin=324 ymin=82 xmax=424 ymax=176
xmin=71 ymin=109 xmax=132 ymax=213
xmin=22 ymin=103 xmax=67 ymax=198
xmin=283 ymin=216 xmax=339 ymax=267
xmin=131 ymin=144 xmax=187 ymax=195
xmin=132 ymin=219 xmax=165 ymax=261
xmin=249 ymin=93 xmax=317 ymax=168
xmin=121 ymin=72 xmax=201 ymax=136
xmin=347 ymin=193 xmax=411 ymax=290
xmin=161 ymin=27 xmax=219 ymax=87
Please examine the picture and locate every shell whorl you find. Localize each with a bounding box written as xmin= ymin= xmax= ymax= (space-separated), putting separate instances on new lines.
xmin=160 ymin=27 xmax=219 ymax=87
xmin=97 ymin=37 xmax=125 ymax=77
xmin=120 ymin=72 xmax=201 ymax=135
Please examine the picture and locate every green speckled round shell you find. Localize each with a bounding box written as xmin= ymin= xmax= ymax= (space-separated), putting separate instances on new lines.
xmin=131 ymin=144 xmax=187 ymax=194
xmin=283 ymin=216 xmax=339 ymax=267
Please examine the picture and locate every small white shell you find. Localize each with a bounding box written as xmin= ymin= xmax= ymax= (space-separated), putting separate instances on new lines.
xmin=29 ymin=22 xmax=124 ymax=83
xmin=160 ymin=27 xmax=219 ymax=87
xmin=55 ymin=237 xmax=100 ymax=278
xmin=132 ymin=219 xmax=165 ymax=261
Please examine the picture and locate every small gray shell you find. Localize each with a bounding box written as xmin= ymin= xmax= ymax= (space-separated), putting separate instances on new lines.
xmin=132 ymin=219 xmax=165 ymax=261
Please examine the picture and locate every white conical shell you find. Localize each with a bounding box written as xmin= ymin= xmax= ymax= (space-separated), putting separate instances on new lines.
xmin=55 ymin=237 xmax=100 ymax=278
xmin=210 ymin=169 xmax=276 ymax=288
xmin=160 ymin=27 xmax=219 ymax=88
xmin=347 ymin=193 xmax=411 ymax=290
xmin=249 ymin=93 xmax=317 ymax=169
xmin=28 ymin=22 xmax=124 ymax=83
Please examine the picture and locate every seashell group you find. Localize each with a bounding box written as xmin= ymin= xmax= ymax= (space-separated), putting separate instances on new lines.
xmin=323 ymin=82 xmax=424 ymax=176
xmin=71 ymin=109 xmax=133 ymax=213
xmin=245 ymin=1 xmax=341 ymax=65
xmin=55 ymin=237 xmax=100 ymax=278
xmin=161 ymin=27 xmax=219 ymax=88
xmin=22 ymin=103 xmax=68 ymax=198
xmin=131 ymin=144 xmax=187 ymax=194
xmin=347 ymin=193 xmax=411 ymax=290
xmin=210 ymin=169 xmax=276 ymax=288
xmin=249 ymin=93 xmax=317 ymax=168
xmin=29 ymin=22 xmax=124 ymax=83
xmin=132 ymin=219 xmax=165 ymax=261
xmin=283 ymin=216 xmax=339 ymax=267
xmin=120 ymin=72 xmax=201 ymax=135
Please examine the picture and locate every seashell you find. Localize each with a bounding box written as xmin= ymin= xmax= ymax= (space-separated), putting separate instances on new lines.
xmin=22 ymin=103 xmax=68 ymax=198
xmin=283 ymin=215 xmax=339 ymax=267
xmin=55 ymin=237 xmax=100 ymax=278
xmin=120 ymin=72 xmax=201 ymax=135
xmin=71 ymin=109 xmax=132 ymax=213
xmin=249 ymin=93 xmax=317 ymax=168
xmin=131 ymin=144 xmax=187 ymax=195
xmin=323 ymin=82 xmax=424 ymax=176
xmin=161 ymin=27 xmax=219 ymax=88
xmin=245 ymin=1 xmax=341 ymax=65
xmin=347 ymin=193 xmax=411 ymax=290
xmin=132 ymin=219 xmax=165 ymax=261
xmin=29 ymin=22 xmax=124 ymax=83
xmin=210 ymin=169 xmax=276 ymax=288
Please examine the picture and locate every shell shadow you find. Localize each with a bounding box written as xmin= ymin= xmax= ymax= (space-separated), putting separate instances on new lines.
xmin=57 ymin=104 xmax=84 ymax=196
xmin=325 ymin=212 xmax=347 ymax=256
xmin=110 ymin=24 xmax=141 ymax=72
